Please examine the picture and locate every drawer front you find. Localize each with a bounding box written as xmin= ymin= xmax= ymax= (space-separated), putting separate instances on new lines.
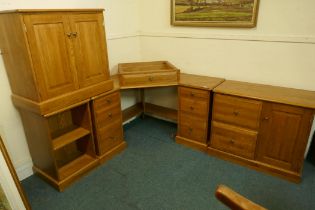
xmin=97 ymin=120 xmax=123 ymax=155
xmin=213 ymin=94 xmax=262 ymax=130
xmin=120 ymin=71 xmax=178 ymax=87
xmin=179 ymin=112 xmax=208 ymax=143
xmin=180 ymin=97 xmax=208 ymax=116
xmin=210 ymin=121 xmax=257 ymax=159
xmin=94 ymin=106 xmax=122 ymax=129
xmin=93 ymin=91 xmax=121 ymax=111
xmin=179 ymin=87 xmax=209 ymax=101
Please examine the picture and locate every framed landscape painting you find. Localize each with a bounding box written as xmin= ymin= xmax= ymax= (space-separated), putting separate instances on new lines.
xmin=171 ymin=0 xmax=259 ymax=27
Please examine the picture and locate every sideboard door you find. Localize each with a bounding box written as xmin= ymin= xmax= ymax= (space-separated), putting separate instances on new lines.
xmin=69 ymin=13 xmax=110 ymax=88
xmin=24 ymin=14 xmax=78 ymax=100
xmin=256 ymin=102 xmax=313 ymax=172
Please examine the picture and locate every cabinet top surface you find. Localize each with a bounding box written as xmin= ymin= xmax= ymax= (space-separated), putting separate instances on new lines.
xmin=214 ymin=80 xmax=315 ymax=109
xmin=179 ymin=73 xmax=224 ymax=90
xmin=0 ymin=9 xmax=104 ymax=14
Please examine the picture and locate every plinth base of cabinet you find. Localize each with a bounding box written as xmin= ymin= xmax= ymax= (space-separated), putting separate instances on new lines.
xmin=33 ymin=156 xmax=99 ymax=192
xmin=98 ymin=141 xmax=127 ymax=164
xmin=176 ymin=136 xmax=208 ymax=152
xmin=207 ymin=146 xmax=301 ymax=183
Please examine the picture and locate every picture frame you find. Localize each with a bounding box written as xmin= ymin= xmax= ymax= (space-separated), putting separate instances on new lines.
xmin=0 ymin=136 xmax=31 ymax=210
xmin=171 ymin=0 xmax=260 ymax=28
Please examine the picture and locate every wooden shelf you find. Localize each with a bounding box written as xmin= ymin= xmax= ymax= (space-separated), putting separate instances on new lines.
xmin=58 ymin=154 xmax=96 ymax=180
xmin=122 ymin=103 xmax=143 ymax=122
xmin=145 ymin=103 xmax=178 ymax=122
xmin=52 ymin=127 xmax=90 ymax=150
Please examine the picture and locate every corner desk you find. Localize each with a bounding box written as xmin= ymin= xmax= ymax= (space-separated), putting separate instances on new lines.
xmin=113 ymin=73 xmax=315 ymax=184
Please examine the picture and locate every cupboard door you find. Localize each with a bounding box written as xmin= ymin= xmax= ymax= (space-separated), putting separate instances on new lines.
xmin=24 ymin=14 xmax=78 ymax=100
xmin=256 ymin=103 xmax=313 ymax=172
xmin=69 ymin=13 xmax=109 ymax=88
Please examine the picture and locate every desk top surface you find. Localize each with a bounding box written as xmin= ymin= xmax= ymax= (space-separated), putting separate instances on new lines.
xmin=110 ymin=73 xmax=224 ymax=91
xmin=214 ymin=80 xmax=315 ymax=109
xmin=179 ymin=73 xmax=224 ymax=90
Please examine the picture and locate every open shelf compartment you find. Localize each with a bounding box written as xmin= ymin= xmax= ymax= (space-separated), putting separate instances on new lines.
xmin=46 ymin=102 xmax=97 ymax=181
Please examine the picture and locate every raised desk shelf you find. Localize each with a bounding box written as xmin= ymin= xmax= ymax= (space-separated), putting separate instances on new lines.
xmin=118 ymin=61 xmax=180 ymax=89
xmin=52 ymin=127 xmax=90 ymax=151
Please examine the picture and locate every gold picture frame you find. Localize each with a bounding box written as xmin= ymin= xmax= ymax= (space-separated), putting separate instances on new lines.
xmin=0 ymin=136 xmax=31 ymax=210
xmin=171 ymin=0 xmax=259 ymax=28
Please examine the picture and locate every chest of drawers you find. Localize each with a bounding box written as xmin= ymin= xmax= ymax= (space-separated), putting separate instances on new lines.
xmin=176 ymin=74 xmax=224 ymax=151
xmin=91 ymin=90 xmax=126 ymax=163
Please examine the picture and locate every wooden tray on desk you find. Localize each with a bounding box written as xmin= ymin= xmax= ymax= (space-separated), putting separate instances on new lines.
xmin=118 ymin=61 xmax=180 ymax=89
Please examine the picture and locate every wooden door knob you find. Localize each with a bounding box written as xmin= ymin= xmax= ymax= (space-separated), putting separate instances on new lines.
xmin=233 ymin=111 xmax=239 ymax=116
xmin=72 ymin=32 xmax=78 ymax=37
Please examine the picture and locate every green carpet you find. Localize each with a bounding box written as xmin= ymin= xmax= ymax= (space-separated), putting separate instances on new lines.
xmin=22 ymin=116 xmax=315 ymax=210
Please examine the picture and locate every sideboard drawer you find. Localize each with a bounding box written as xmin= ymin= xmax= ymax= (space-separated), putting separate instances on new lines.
xmin=98 ymin=120 xmax=123 ymax=154
xmin=179 ymin=86 xmax=209 ymax=101
xmin=120 ymin=71 xmax=178 ymax=87
xmin=93 ymin=91 xmax=120 ymax=111
xmin=94 ymin=106 xmax=122 ymax=129
xmin=210 ymin=121 xmax=258 ymax=159
xmin=180 ymin=97 xmax=208 ymax=116
xmin=179 ymin=112 xmax=207 ymax=143
xmin=213 ymin=94 xmax=262 ymax=130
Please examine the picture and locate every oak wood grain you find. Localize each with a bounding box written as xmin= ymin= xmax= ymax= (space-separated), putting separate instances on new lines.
xmin=214 ymin=80 xmax=315 ymax=109
xmin=215 ymin=185 xmax=267 ymax=210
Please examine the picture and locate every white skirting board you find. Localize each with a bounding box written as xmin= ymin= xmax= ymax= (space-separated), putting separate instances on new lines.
xmin=305 ymin=115 xmax=315 ymax=158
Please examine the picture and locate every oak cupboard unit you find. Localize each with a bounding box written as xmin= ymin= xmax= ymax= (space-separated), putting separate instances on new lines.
xmin=0 ymin=9 xmax=114 ymax=191
xmin=0 ymin=9 xmax=113 ymax=115
xmin=176 ymin=74 xmax=224 ymax=151
xmin=208 ymin=80 xmax=315 ymax=182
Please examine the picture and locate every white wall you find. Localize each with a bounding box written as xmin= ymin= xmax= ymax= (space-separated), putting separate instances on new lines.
xmin=0 ymin=0 xmax=141 ymax=180
xmin=139 ymin=0 xmax=315 ymax=106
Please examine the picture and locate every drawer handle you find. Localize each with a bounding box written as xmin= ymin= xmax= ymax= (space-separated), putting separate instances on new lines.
xmin=188 ymin=127 xmax=193 ymax=133
xmin=263 ymin=117 xmax=270 ymax=121
xmin=233 ymin=111 xmax=239 ymax=116
xmin=148 ymin=76 xmax=154 ymax=81
xmin=190 ymin=106 xmax=194 ymax=111
xmin=106 ymin=99 xmax=112 ymax=104
xmin=229 ymin=139 xmax=235 ymax=144
xmin=190 ymin=92 xmax=195 ymax=97
xmin=108 ymin=113 xmax=113 ymax=118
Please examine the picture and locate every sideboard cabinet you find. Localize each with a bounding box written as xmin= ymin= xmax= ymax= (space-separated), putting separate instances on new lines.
xmin=208 ymin=81 xmax=315 ymax=182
